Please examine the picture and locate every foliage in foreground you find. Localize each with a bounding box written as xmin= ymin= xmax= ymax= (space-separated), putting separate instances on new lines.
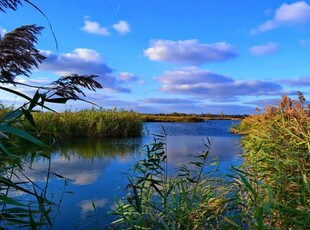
xmin=111 ymin=135 xmax=231 ymax=229
xmin=0 ymin=1 xmax=104 ymax=228
xmin=111 ymin=93 xmax=310 ymax=229
xmin=235 ymin=92 xmax=310 ymax=229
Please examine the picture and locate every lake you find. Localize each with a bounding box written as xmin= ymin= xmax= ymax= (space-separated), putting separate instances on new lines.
xmin=14 ymin=120 xmax=242 ymax=229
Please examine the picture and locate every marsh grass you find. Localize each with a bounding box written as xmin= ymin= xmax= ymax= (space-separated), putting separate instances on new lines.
xmin=111 ymin=93 xmax=309 ymax=229
xmin=234 ymin=92 xmax=310 ymax=229
xmin=25 ymin=108 xmax=143 ymax=139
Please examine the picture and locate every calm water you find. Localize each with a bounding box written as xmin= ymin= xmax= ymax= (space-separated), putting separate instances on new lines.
xmin=17 ymin=120 xmax=242 ymax=229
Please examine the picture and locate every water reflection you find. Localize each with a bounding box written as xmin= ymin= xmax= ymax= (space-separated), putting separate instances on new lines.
xmin=13 ymin=121 xmax=242 ymax=229
xmin=15 ymin=137 xmax=144 ymax=229
xmin=56 ymin=137 xmax=143 ymax=160
xmin=166 ymin=135 xmax=242 ymax=175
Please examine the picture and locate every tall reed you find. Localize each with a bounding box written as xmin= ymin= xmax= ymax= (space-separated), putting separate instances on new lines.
xmin=235 ymin=92 xmax=310 ymax=228
xmin=28 ymin=108 xmax=143 ymax=139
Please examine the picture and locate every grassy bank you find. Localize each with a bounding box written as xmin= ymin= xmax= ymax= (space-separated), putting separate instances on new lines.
xmin=26 ymin=109 xmax=143 ymax=139
xmin=111 ymin=93 xmax=310 ymax=229
xmin=1 ymin=107 xmax=247 ymax=140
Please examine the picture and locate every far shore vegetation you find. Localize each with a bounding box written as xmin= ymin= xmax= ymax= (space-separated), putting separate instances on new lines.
xmin=1 ymin=106 xmax=247 ymax=139
xmin=140 ymin=112 xmax=247 ymax=122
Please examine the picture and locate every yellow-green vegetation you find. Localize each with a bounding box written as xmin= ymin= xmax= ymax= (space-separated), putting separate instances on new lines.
xmin=28 ymin=109 xmax=143 ymax=138
xmin=111 ymin=93 xmax=310 ymax=229
xmin=234 ymin=92 xmax=310 ymax=228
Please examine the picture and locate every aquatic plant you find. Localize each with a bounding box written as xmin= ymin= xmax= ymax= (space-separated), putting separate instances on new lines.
xmin=111 ymin=134 xmax=232 ymax=229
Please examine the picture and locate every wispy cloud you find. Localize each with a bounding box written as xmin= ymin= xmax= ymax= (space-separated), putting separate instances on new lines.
xmin=141 ymin=97 xmax=197 ymax=105
xmin=243 ymin=98 xmax=282 ymax=107
xmin=112 ymin=20 xmax=131 ymax=35
xmin=144 ymin=39 xmax=237 ymax=65
xmin=81 ymin=17 xmax=110 ymax=36
xmin=135 ymin=102 xmax=256 ymax=115
xmin=280 ymin=76 xmax=310 ymax=86
xmin=298 ymin=39 xmax=310 ymax=46
xmin=156 ymin=67 xmax=284 ymax=101
xmin=118 ymin=72 xmax=138 ymax=82
xmin=251 ymin=1 xmax=310 ymax=34
xmin=249 ymin=42 xmax=279 ymax=56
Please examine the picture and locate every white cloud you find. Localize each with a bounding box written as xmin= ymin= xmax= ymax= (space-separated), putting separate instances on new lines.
xmin=0 ymin=26 xmax=7 ymax=37
xmin=39 ymin=49 xmax=131 ymax=93
xmin=78 ymin=199 xmax=107 ymax=213
xmin=81 ymin=18 xmax=110 ymax=36
xmin=112 ymin=20 xmax=131 ymax=35
xmin=251 ymin=1 xmax=310 ymax=34
xmin=118 ymin=72 xmax=138 ymax=82
xmin=40 ymin=48 xmax=110 ymax=76
xmin=249 ymin=43 xmax=279 ymax=56
xmin=144 ymin=39 xmax=237 ymax=65
xmin=274 ymin=1 xmax=310 ymax=23
xmin=156 ymin=67 xmax=284 ymax=101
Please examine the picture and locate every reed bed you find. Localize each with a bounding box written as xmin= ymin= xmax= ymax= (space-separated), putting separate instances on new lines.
xmin=29 ymin=109 xmax=143 ymax=139
xmin=234 ymin=92 xmax=310 ymax=228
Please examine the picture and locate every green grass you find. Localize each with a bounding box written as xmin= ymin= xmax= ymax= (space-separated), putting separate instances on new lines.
xmin=25 ymin=108 xmax=143 ymax=139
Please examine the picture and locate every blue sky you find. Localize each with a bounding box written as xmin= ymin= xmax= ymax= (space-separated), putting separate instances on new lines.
xmin=1 ymin=0 xmax=310 ymax=114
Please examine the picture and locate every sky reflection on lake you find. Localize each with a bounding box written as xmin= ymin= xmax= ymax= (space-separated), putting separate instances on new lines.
xmin=14 ymin=120 xmax=242 ymax=229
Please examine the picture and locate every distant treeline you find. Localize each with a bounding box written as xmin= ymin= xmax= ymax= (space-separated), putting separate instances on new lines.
xmin=140 ymin=112 xmax=248 ymax=122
